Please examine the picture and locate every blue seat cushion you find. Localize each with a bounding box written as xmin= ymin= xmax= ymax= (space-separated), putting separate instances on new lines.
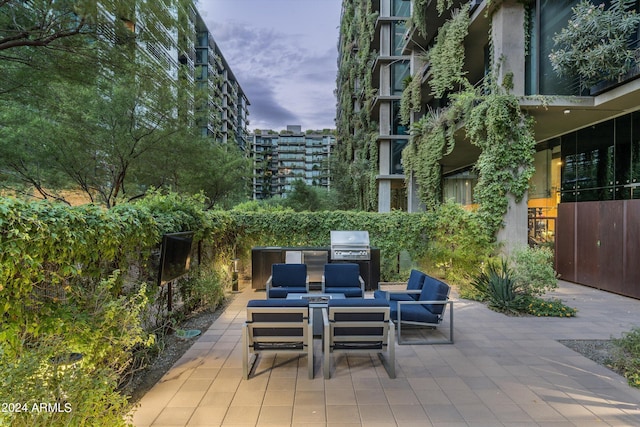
xmin=419 ymin=276 xmax=450 ymax=315
xmin=268 ymin=287 xmax=307 ymax=299
xmin=324 ymin=263 xmax=360 ymax=288
xmin=247 ymin=299 xmax=309 ymax=308
xmin=326 ymin=287 xmax=363 ymax=298
xmin=406 ymin=269 xmax=427 ymax=292
xmin=389 ymin=300 xmax=440 ymax=324
xmin=374 ymin=289 xmax=416 ymax=301
xmin=271 ymin=263 xmax=307 ymax=287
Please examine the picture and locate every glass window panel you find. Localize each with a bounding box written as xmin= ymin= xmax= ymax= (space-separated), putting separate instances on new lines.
xmin=443 ymin=171 xmax=477 ymax=205
xmin=530 ymin=149 xmax=551 ymax=198
xmin=633 ymin=111 xmax=640 ymax=186
xmin=392 ymin=21 xmax=406 ymax=56
xmin=538 ymin=0 xmax=581 ymax=95
xmin=575 ymin=121 xmax=614 ymax=190
xmin=561 ymin=131 xmax=577 ymax=191
xmin=391 ymin=139 xmax=407 ymax=174
xmin=615 ymin=114 xmax=632 ymax=186
xmin=392 ymin=0 xmax=410 ymax=17
xmin=391 ymin=61 xmax=409 ymax=95
xmin=391 ymin=100 xmax=408 ymax=135
xmin=576 ymin=188 xmax=614 ymax=202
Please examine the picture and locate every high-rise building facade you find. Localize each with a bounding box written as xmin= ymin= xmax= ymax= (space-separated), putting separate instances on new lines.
xmin=337 ymin=0 xmax=640 ymax=298
xmin=252 ymin=126 xmax=336 ymax=200
xmin=179 ymin=5 xmax=250 ymax=149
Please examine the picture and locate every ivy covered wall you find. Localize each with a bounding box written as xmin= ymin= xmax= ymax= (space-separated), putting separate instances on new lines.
xmin=334 ymin=0 xmax=379 ymax=211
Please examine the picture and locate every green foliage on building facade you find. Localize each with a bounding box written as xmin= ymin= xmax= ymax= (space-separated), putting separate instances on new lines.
xmin=334 ymin=0 xmax=380 ymax=211
xmin=399 ymin=2 xmax=536 ymax=237
xmin=549 ymin=0 xmax=640 ymax=90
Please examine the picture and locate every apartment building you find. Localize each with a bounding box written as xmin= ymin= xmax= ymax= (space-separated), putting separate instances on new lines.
xmin=98 ymin=1 xmax=249 ymax=150
xmin=179 ymin=5 xmax=250 ymax=149
xmin=252 ymin=126 xmax=336 ymax=200
xmin=338 ymin=0 xmax=640 ymax=298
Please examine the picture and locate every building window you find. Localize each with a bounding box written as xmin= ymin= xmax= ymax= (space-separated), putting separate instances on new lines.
xmin=391 ymin=61 xmax=409 ymax=95
xmin=392 ymin=21 xmax=406 ymax=56
xmin=443 ymin=170 xmax=477 ymax=206
xmin=391 ymin=100 xmax=408 ymax=135
xmin=390 ymin=139 xmax=407 ymax=174
xmin=392 ymin=0 xmax=410 ymax=18
xmin=526 ymin=0 xmax=581 ymax=95
xmin=560 ymin=111 xmax=640 ymax=202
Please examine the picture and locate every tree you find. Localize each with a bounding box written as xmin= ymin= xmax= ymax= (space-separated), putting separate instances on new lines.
xmin=0 ymin=0 xmax=250 ymax=208
xmin=549 ymin=0 xmax=640 ymax=90
xmin=283 ymin=180 xmax=336 ymax=212
xmin=164 ymin=141 xmax=253 ymax=209
xmin=0 ymin=0 xmax=183 ymax=53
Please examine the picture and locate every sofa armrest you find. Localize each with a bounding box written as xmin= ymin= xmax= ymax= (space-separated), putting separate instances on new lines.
xmin=380 ymin=289 xmax=421 ymax=301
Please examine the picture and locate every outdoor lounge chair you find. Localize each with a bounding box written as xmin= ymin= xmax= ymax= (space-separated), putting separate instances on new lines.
xmin=322 ymin=298 xmax=395 ymax=379
xmin=321 ymin=263 xmax=365 ymax=298
xmin=373 ymin=269 xmax=426 ymax=302
xmin=375 ymin=274 xmax=454 ymax=345
xmin=242 ymin=299 xmax=314 ymax=379
xmin=265 ymin=263 xmax=309 ymax=299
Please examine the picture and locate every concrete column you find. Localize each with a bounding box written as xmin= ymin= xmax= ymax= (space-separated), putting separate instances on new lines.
xmin=380 ymin=24 xmax=391 ymax=56
xmin=378 ymin=180 xmax=391 ymax=212
xmin=379 ymin=63 xmax=391 ymax=97
xmin=407 ymin=174 xmax=424 ymax=213
xmin=379 ymin=140 xmax=390 ymax=175
xmin=491 ymin=1 xmax=526 ymax=95
xmin=497 ymin=191 xmax=529 ymax=256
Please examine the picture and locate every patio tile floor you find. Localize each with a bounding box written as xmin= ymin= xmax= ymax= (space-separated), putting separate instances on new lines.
xmin=131 ymin=280 xmax=640 ymax=426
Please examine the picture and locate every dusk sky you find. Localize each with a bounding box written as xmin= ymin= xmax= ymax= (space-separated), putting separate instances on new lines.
xmin=197 ymin=0 xmax=343 ymax=132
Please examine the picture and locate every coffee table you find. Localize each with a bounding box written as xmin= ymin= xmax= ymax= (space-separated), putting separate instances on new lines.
xmin=286 ymin=293 xmax=346 ymax=336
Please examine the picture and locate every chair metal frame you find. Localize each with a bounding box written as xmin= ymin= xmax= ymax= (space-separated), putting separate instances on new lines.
xmin=242 ymin=303 xmax=314 ymax=379
xmin=322 ymin=304 xmax=395 ymax=379
xmin=394 ymin=296 xmax=454 ymax=345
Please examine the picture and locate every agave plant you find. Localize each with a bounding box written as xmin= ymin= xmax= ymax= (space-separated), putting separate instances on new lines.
xmin=471 ymin=258 xmax=529 ymax=314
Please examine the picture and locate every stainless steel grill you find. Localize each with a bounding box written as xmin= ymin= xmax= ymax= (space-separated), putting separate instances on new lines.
xmin=330 ymin=230 xmax=371 ymax=261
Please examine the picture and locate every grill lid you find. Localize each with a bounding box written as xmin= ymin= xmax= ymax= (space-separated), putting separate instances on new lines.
xmin=330 ymin=230 xmax=369 ymax=246
xmin=330 ymin=231 xmax=370 ymax=260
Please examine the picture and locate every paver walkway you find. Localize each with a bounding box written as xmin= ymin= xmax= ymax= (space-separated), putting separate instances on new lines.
xmin=131 ymin=280 xmax=640 ymax=426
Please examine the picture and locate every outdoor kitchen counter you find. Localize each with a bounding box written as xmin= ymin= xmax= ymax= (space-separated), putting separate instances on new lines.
xmin=251 ymin=246 xmax=380 ymax=291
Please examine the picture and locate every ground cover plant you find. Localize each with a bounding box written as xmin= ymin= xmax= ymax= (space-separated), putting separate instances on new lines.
xmin=612 ymin=327 xmax=640 ymax=388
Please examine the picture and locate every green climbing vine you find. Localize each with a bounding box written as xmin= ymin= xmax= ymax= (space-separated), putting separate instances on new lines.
xmin=335 ymin=0 xmax=380 ymax=210
xmin=411 ymin=0 xmax=429 ymax=37
xmin=401 ymin=1 xmax=537 ymax=237
xmin=465 ymin=92 xmax=536 ymax=234
xmin=425 ymin=3 xmax=472 ymax=98
xmin=400 ymin=74 xmax=422 ymax=125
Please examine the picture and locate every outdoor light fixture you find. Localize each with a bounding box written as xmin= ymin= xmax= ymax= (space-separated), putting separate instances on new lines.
xmin=563 ymin=109 xmax=571 ymax=114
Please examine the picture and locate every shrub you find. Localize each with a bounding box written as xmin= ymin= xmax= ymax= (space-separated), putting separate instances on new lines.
xmin=612 ymin=327 xmax=640 ymax=388
xmin=511 ymin=246 xmax=558 ymax=297
xmin=471 ymin=258 xmax=529 ymax=314
xmin=426 ymin=200 xmax=493 ymax=283
xmin=0 ymin=273 xmax=152 ymax=426
xmin=178 ymin=266 xmax=227 ymax=312
xmin=0 ymin=336 xmax=134 ymax=427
